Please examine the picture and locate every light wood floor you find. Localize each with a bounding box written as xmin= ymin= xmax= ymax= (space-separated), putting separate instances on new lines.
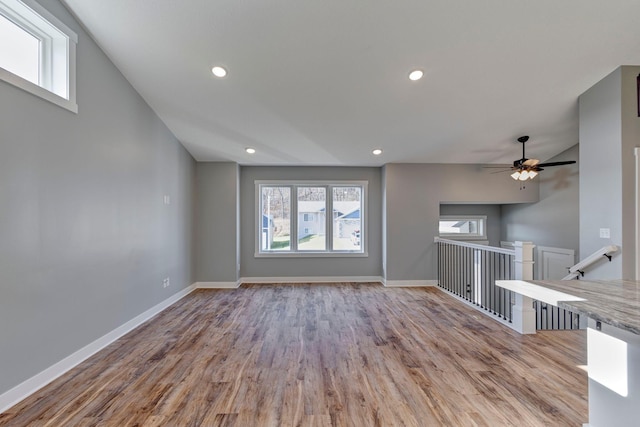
xmin=0 ymin=284 xmax=587 ymax=426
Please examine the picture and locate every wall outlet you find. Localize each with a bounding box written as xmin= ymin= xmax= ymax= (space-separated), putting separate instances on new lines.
xmin=162 ymin=277 xmax=170 ymax=288
xmin=599 ymin=228 xmax=610 ymax=239
xmin=163 ymin=195 xmax=171 ymax=205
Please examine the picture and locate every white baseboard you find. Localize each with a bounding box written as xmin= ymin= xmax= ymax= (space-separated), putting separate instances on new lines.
xmin=0 ymin=284 xmax=197 ymax=414
xmin=383 ymin=279 xmax=438 ymax=287
xmin=239 ymin=276 xmax=384 ymax=284
xmin=195 ymin=281 xmax=240 ymax=289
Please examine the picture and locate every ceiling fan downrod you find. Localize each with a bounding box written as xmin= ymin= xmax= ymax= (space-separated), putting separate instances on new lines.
xmin=517 ymin=135 xmax=529 ymax=165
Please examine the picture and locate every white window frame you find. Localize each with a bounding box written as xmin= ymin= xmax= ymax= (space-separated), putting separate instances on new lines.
xmin=439 ymin=215 xmax=487 ymax=240
xmin=255 ymin=180 xmax=368 ymax=257
xmin=0 ymin=0 xmax=77 ymax=113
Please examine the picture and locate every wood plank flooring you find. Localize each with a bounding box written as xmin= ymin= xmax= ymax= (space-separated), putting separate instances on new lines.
xmin=0 ymin=283 xmax=587 ymax=426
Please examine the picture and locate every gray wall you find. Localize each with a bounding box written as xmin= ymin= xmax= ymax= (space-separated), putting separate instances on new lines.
xmin=0 ymin=0 xmax=195 ymax=396
xmin=239 ymin=166 xmax=382 ymax=278
xmin=501 ymin=144 xmax=580 ymax=258
xmin=578 ymin=66 xmax=639 ymax=279
xmin=384 ymin=163 xmax=538 ymax=282
xmin=620 ymin=66 xmax=640 ymax=279
xmin=440 ymin=204 xmax=502 ymax=247
xmin=195 ymin=162 xmax=240 ymax=283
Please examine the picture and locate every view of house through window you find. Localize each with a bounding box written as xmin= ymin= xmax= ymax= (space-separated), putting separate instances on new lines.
xmin=439 ymin=215 xmax=487 ymax=240
xmin=257 ymin=181 xmax=366 ymax=255
xmin=297 ymin=187 xmax=326 ymax=250
xmin=332 ymin=187 xmax=361 ymax=251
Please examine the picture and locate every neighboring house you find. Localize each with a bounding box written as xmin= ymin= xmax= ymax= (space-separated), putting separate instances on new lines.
xmin=262 ymin=214 xmax=274 ymax=250
xmin=297 ymin=201 xmax=326 ymax=239
xmin=335 ymin=207 xmax=360 ymax=238
xmin=297 ymin=201 xmax=360 ymax=239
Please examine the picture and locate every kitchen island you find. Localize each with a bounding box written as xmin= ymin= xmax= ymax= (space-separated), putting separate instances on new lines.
xmin=496 ymin=279 xmax=640 ymax=427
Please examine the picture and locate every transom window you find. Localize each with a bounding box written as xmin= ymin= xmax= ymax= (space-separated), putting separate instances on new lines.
xmin=439 ymin=215 xmax=487 ymax=240
xmin=0 ymin=0 xmax=77 ymax=112
xmin=256 ymin=181 xmax=367 ymax=256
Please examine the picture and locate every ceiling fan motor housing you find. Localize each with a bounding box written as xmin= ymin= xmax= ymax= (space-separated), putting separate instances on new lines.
xmin=513 ymin=158 xmax=528 ymax=168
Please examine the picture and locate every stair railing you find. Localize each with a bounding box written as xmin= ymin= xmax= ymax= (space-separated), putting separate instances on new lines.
xmin=562 ymin=245 xmax=619 ymax=280
xmin=435 ymin=237 xmax=518 ymax=325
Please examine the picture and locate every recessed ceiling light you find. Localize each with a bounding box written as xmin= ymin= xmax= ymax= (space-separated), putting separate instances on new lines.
xmin=211 ymin=66 xmax=227 ymax=78
xmin=372 ymin=149 xmax=383 ymax=155
xmin=408 ymin=69 xmax=424 ymax=81
xmin=245 ymin=147 xmax=256 ymax=154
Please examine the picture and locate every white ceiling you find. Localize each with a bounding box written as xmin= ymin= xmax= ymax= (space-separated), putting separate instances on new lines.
xmin=61 ymin=0 xmax=640 ymax=166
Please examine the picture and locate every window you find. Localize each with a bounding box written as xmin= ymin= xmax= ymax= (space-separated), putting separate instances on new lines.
xmin=297 ymin=186 xmax=326 ymax=251
xmin=0 ymin=0 xmax=77 ymax=112
xmin=256 ymin=181 xmax=367 ymax=256
xmin=439 ymin=215 xmax=487 ymax=240
xmin=332 ymin=186 xmax=362 ymax=252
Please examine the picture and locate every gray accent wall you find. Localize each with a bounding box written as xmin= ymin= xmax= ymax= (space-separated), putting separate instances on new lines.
xmin=0 ymin=0 xmax=195 ymax=396
xmin=195 ymin=162 xmax=240 ymax=283
xmin=439 ymin=204 xmax=502 ymax=247
xmin=383 ymin=163 xmax=539 ymax=282
xmin=239 ymin=166 xmax=383 ymax=278
xmin=500 ymin=144 xmax=580 ymax=258
xmin=579 ymin=66 xmax=639 ymax=279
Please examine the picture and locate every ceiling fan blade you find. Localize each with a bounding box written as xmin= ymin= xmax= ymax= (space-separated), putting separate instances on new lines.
xmin=523 ymin=158 xmax=540 ymax=166
xmin=489 ymin=169 xmax=513 ymax=174
xmin=536 ymin=160 xmax=576 ymax=167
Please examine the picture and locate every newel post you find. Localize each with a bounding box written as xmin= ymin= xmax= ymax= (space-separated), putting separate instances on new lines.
xmin=512 ymin=241 xmax=536 ymax=334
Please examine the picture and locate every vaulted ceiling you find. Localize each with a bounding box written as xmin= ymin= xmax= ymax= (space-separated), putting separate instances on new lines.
xmin=62 ymin=0 xmax=640 ymax=166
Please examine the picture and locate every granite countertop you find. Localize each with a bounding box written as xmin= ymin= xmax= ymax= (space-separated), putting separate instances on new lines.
xmin=513 ymin=279 xmax=640 ymax=335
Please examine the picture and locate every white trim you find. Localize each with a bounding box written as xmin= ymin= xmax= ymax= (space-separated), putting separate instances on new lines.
xmin=536 ymin=245 xmax=575 ymax=280
xmin=434 ymin=237 xmax=515 ymax=256
xmin=500 ymin=241 xmax=515 ymax=249
xmin=20 ymin=0 xmax=77 ymax=42
xmin=255 ymin=180 xmax=367 ymax=256
xmin=195 ymin=281 xmax=240 ymax=289
xmin=0 ymin=68 xmax=77 ymax=112
xmin=254 ymin=251 xmax=368 ymax=258
xmin=0 ymin=0 xmax=77 ymax=112
xmin=0 ymin=284 xmax=196 ymax=414
xmin=383 ymin=279 xmax=438 ymax=287
xmin=439 ymin=215 xmax=487 ymax=240
xmin=635 ymin=147 xmax=640 ymax=281
xmin=239 ymin=276 xmax=383 ymax=284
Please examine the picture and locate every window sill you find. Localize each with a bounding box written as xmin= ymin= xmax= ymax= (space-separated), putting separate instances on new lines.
xmin=254 ymin=251 xmax=368 ymax=258
xmin=0 ymin=68 xmax=78 ymax=113
xmin=439 ymin=235 xmax=487 ymax=241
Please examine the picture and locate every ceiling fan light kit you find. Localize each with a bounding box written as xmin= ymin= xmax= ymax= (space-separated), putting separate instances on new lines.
xmin=487 ymin=135 xmax=576 ymax=184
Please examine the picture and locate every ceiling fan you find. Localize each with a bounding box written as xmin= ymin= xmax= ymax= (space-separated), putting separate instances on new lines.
xmin=486 ymin=135 xmax=576 ymax=181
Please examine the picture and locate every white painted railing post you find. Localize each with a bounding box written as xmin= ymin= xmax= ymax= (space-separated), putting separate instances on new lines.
xmin=512 ymin=241 xmax=536 ymax=334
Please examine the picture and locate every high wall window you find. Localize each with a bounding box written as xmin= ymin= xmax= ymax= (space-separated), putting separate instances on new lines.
xmin=256 ymin=181 xmax=366 ymax=256
xmin=439 ymin=215 xmax=487 ymax=240
xmin=0 ymin=0 xmax=77 ymax=112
